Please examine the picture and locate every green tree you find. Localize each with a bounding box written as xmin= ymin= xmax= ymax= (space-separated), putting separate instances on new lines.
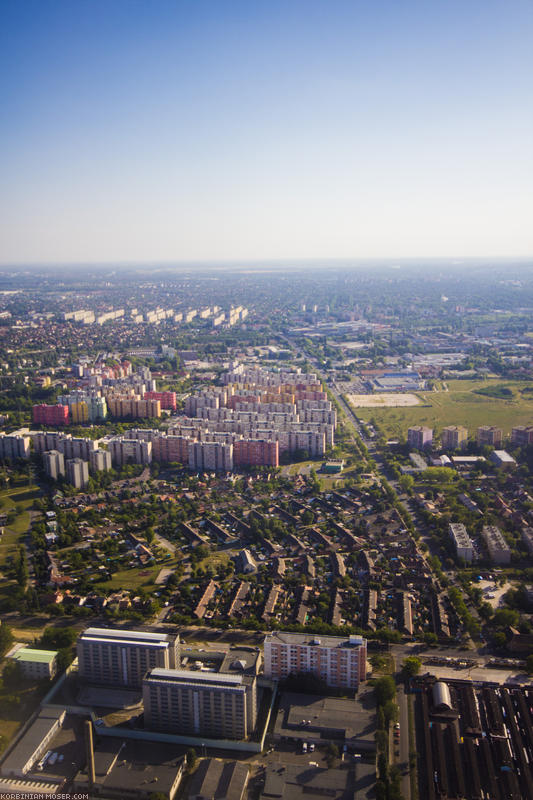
xmin=373 ymin=675 xmax=396 ymax=706
xmin=325 ymin=742 xmax=339 ymax=768
xmin=402 ymin=656 xmax=422 ymax=678
xmin=0 ymin=623 xmax=14 ymax=656
xmin=186 ymin=747 xmax=197 ymax=772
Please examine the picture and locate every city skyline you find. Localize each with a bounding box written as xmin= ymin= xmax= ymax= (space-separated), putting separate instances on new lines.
xmin=1 ymin=0 xmax=532 ymax=264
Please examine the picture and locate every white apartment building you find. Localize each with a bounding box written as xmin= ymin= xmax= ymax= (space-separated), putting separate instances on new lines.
xmin=0 ymin=433 xmax=30 ymax=460
xmin=66 ymin=458 xmax=89 ymax=489
xmin=43 ymin=450 xmax=65 ymax=480
xmin=77 ymin=627 xmax=180 ymax=688
xmin=449 ymin=523 xmax=474 ymax=562
xmin=143 ymin=668 xmax=257 ymax=740
xmin=108 ymin=437 xmax=152 ymax=466
xmin=188 ymin=441 xmax=233 ymax=472
xmin=482 ymin=525 xmax=511 ymax=565
xmin=89 ymin=448 xmax=112 ymax=472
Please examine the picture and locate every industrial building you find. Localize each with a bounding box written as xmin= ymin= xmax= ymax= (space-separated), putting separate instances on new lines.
xmin=0 ymin=708 xmax=65 ymax=778
xmin=8 ymin=647 xmax=58 ymax=679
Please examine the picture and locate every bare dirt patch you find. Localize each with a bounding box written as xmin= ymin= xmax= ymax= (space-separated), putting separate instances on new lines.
xmin=347 ymin=393 xmax=421 ymax=408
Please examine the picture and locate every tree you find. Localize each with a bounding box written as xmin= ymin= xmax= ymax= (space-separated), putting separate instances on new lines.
xmin=2 ymin=660 xmax=23 ymax=689
xmin=399 ymin=474 xmax=414 ymax=494
xmin=373 ymin=675 xmax=396 ymax=706
xmin=186 ymin=747 xmax=197 ymax=772
xmin=493 ymin=607 xmax=519 ymax=628
xmin=402 ymin=656 xmax=422 ymax=678
xmin=325 ymin=742 xmax=339 ymax=768
xmin=0 ymin=623 xmax=14 ymax=657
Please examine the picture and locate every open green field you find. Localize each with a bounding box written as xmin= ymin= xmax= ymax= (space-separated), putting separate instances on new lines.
xmin=349 ymin=379 xmax=533 ymax=440
xmin=99 ymin=564 xmax=161 ymax=591
xmin=0 ymin=486 xmax=40 ymax=567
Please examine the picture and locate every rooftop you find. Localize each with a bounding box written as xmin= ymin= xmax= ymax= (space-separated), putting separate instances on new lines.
xmin=1 ymin=708 xmax=65 ymax=777
xmin=11 ymin=648 xmax=57 ymax=664
xmin=81 ymin=627 xmax=175 ymax=644
xmin=265 ymin=631 xmax=366 ymax=649
xmin=146 ymin=668 xmax=244 ymax=686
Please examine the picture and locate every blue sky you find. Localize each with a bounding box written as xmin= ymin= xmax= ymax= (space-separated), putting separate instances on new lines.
xmin=1 ymin=0 xmax=532 ymax=263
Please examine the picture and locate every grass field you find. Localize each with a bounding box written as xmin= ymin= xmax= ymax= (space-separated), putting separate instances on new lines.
xmin=0 ymin=486 xmax=40 ymax=609
xmin=99 ymin=564 xmax=161 ymax=591
xmin=349 ymin=379 xmax=533 ymax=439
xmin=0 ymin=486 xmax=40 ymax=568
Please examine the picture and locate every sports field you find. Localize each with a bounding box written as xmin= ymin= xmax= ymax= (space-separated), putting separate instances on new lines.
xmin=349 ymin=379 xmax=533 ymax=439
xmin=347 ymin=392 xmax=420 ymax=408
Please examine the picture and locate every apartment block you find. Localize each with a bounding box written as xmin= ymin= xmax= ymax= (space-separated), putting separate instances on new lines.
xmin=77 ymin=628 xmax=180 ymax=688
xmin=152 ymin=435 xmax=191 ymax=464
xmin=107 ymin=396 xmax=161 ymax=419
xmin=33 ymin=431 xmax=65 ymax=454
xmin=0 ymin=433 xmax=30 ymax=460
xmin=32 ymin=404 xmax=70 ymax=426
xmin=143 ymin=668 xmax=257 ymax=740
xmin=477 ymin=426 xmax=503 ymax=448
xmin=43 ymin=450 xmax=65 ymax=480
xmin=89 ymin=448 xmax=112 ymax=472
xmin=108 ymin=437 xmax=152 ymax=466
xmin=188 ymin=441 xmax=233 ymax=472
xmin=66 ymin=458 xmax=90 ymax=489
xmin=264 ymin=631 xmax=367 ymax=689
xmin=69 ymin=401 xmax=89 ymax=424
xmin=144 ymin=390 xmax=177 ymax=411
xmin=449 ymin=523 xmax=474 ymax=562
xmin=441 ymin=426 xmax=468 ymax=450
xmin=511 ymin=426 xmax=533 ymax=447
xmin=407 ymin=426 xmax=433 ymax=449
xmin=233 ymin=438 xmax=279 ymax=468
xmin=482 ymin=525 xmax=511 ymax=565
xmin=62 ymin=436 xmax=98 ymax=461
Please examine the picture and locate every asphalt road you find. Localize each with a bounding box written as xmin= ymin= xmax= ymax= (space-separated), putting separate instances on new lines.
xmin=397 ymin=684 xmax=410 ymax=800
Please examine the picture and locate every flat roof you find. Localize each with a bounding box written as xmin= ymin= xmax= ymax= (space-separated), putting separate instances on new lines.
xmin=146 ymin=668 xmax=244 ymax=685
xmin=80 ymin=635 xmax=169 ymax=649
xmin=274 ymin=689 xmax=376 ymax=749
xmin=11 ymin=648 xmax=57 ymax=664
xmin=265 ymin=631 xmax=366 ymax=649
xmin=81 ymin=627 xmax=173 ymax=643
xmin=1 ymin=708 xmax=65 ymax=776
xmin=492 ymin=450 xmax=516 ymax=462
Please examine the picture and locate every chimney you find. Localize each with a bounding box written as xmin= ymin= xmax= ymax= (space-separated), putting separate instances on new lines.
xmin=85 ymin=720 xmax=95 ymax=788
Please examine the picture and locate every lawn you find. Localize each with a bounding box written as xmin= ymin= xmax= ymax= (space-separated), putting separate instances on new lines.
xmin=350 ymin=379 xmax=533 ymax=440
xmin=0 ymin=486 xmax=40 ymax=568
xmin=199 ymin=550 xmax=230 ymax=571
xmin=99 ymin=564 xmax=161 ymax=591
